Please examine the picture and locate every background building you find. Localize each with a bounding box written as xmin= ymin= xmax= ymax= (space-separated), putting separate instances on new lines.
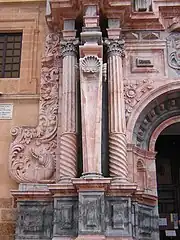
xmin=0 ymin=0 xmax=180 ymax=239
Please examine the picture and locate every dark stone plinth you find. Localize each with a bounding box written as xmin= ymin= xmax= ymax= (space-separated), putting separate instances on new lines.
xmin=15 ymin=200 xmax=53 ymax=240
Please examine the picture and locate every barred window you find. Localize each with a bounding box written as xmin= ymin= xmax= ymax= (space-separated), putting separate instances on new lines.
xmin=0 ymin=33 xmax=22 ymax=78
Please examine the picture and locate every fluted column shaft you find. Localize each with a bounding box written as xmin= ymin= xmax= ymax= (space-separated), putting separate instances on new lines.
xmin=58 ymin=40 xmax=78 ymax=180
xmin=106 ymin=40 xmax=128 ymax=181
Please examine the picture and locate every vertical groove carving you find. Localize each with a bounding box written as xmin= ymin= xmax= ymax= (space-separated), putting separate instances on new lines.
xmin=109 ymin=134 xmax=128 ymax=179
xmin=58 ymin=40 xmax=78 ymax=180
xmin=105 ymin=39 xmax=128 ymax=181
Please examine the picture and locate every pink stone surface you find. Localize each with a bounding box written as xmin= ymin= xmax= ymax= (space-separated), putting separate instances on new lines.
xmin=80 ymin=53 xmax=103 ymax=176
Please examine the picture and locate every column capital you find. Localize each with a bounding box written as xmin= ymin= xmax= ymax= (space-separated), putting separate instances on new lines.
xmin=104 ymin=39 xmax=125 ymax=58
xmin=61 ymin=39 xmax=79 ymax=57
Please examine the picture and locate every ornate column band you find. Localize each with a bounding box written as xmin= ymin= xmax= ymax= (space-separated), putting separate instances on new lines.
xmin=57 ymin=39 xmax=79 ymax=181
xmin=105 ymin=39 xmax=128 ymax=181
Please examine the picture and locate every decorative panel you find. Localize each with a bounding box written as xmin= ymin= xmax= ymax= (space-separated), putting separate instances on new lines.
xmin=132 ymin=203 xmax=159 ymax=240
xmin=53 ymin=197 xmax=78 ymax=237
xmin=16 ymin=201 xmax=53 ymax=240
xmin=105 ymin=197 xmax=132 ymax=237
xmin=167 ymin=32 xmax=180 ymax=78
xmin=79 ymin=192 xmax=104 ymax=234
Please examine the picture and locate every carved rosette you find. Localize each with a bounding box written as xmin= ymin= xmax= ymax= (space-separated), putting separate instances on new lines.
xmin=58 ymin=39 xmax=78 ymax=181
xmin=124 ymin=79 xmax=154 ymax=120
xmin=105 ymin=39 xmax=125 ymax=58
xmin=9 ymin=33 xmax=60 ymax=183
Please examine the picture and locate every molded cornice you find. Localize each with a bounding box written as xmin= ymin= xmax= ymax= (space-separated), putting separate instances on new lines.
xmin=0 ymin=0 xmax=45 ymax=2
xmin=48 ymin=0 xmax=180 ymax=31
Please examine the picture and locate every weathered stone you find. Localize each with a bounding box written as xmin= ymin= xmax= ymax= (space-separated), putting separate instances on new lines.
xmin=1 ymin=209 xmax=16 ymax=221
xmin=0 ymin=198 xmax=12 ymax=209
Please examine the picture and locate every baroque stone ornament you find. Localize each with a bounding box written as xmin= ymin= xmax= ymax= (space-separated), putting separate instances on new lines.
xmin=81 ymin=55 xmax=101 ymax=73
xmin=61 ymin=39 xmax=79 ymax=57
xmin=124 ymin=79 xmax=154 ymax=120
xmin=104 ymin=39 xmax=125 ymax=57
xmin=167 ymin=33 xmax=180 ymax=70
xmin=9 ymin=33 xmax=60 ymax=183
xmin=133 ymin=92 xmax=180 ymax=149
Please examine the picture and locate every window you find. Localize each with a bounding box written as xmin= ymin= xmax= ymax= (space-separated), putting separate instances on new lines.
xmin=134 ymin=0 xmax=152 ymax=12
xmin=0 ymin=33 xmax=22 ymax=78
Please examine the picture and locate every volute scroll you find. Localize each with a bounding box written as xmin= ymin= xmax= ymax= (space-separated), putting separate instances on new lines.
xmin=9 ymin=33 xmax=61 ymax=183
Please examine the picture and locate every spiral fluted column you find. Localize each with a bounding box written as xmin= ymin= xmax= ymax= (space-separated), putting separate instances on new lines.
xmin=106 ymin=39 xmax=128 ymax=182
xmin=57 ymin=39 xmax=78 ymax=181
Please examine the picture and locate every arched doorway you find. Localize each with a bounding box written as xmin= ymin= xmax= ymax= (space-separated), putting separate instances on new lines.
xmin=156 ymin=122 xmax=180 ymax=239
xmin=131 ymin=90 xmax=180 ymax=239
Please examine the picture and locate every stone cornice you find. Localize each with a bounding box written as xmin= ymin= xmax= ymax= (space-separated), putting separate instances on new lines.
xmin=48 ymin=0 xmax=180 ymax=31
xmin=0 ymin=0 xmax=45 ymax=2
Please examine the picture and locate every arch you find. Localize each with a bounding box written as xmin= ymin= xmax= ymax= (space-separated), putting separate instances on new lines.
xmin=133 ymin=91 xmax=180 ymax=149
xmin=126 ymin=81 xmax=180 ymax=143
xmin=137 ymin=159 xmax=145 ymax=171
xmin=149 ymin=116 xmax=180 ymax=151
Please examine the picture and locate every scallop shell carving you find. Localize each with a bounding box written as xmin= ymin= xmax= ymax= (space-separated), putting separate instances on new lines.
xmin=81 ymin=55 xmax=101 ymax=73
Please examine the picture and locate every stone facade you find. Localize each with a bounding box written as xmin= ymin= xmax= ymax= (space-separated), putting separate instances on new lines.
xmin=0 ymin=0 xmax=179 ymax=239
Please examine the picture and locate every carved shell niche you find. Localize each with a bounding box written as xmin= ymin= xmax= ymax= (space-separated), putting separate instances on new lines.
xmin=81 ymin=55 xmax=101 ymax=73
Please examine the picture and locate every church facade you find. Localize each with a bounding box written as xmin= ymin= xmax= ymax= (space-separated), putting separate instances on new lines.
xmin=1 ymin=0 xmax=180 ymax=239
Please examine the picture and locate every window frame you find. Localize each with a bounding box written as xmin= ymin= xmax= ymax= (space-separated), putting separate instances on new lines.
xmin=0 ymin=32 xmax=22 ymax=78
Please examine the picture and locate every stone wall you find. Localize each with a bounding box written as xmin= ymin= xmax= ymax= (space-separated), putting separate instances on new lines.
xmin=0 ymin=197 xmax=15 ymax=240
xmin=0 ymin=1 xmax=47 ymax=239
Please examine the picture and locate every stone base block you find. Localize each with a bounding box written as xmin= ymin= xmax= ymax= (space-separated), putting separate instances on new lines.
xmin=12 ymin=183 xmax=159 ymax=240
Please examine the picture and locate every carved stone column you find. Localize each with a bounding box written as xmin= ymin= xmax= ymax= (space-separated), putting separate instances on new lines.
xmin=105 ymin=39 xmax=128 ymax=182
xmin=57 ymin=39 xmax=78 ymax=181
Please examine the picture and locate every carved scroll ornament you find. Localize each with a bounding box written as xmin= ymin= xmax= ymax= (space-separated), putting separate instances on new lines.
xmin=9 ymin=33 xmax=60 ymax=183
xmin=167 ymin=33 xmax=180 ymax=70
xmin=124 ymin=79 xmax=154 ymax=120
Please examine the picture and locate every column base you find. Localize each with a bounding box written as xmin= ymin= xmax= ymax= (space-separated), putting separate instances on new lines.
xmin=76 ymin=235 xmax=105 ymax=240
xmin=57 ymin=177 xmax=73 ymax=184
xmin=81 ymin=172 xmax=103 ymax=179
xmin=52 ymin=236 xmax=75 ymax=240
xmin=111 ymin=176 xmax=129 ymax=184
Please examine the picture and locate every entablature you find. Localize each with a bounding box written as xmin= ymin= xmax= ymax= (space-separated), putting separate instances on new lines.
xmin=46 ymin=0 xmax=180 ymax=32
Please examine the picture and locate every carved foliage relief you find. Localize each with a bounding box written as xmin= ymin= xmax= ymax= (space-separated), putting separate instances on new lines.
xmin=124 ymin=79 xmax=154 ymax=120
xmin=167 ymin=33 xmax=180 ymax=71
xmin=9 ymin=33 xmax=60 ymax=183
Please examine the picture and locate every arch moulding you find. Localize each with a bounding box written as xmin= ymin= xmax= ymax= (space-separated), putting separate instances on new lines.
xmin=126 ymin=81 xmax=180 ymax=143
xmin=149 ymin=116 xmax=180 ymax=152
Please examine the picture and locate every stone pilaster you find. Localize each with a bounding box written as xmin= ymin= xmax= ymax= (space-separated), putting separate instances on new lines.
xmin=57 ymin=39 xmax=78 ymax=181
xmin=79 ymin=4 xmax=103 ymax=178
xmin=105 ymin=39 xmax=128 ymax=182
xmin=79 ymin=51 xmax=103 ymax=178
